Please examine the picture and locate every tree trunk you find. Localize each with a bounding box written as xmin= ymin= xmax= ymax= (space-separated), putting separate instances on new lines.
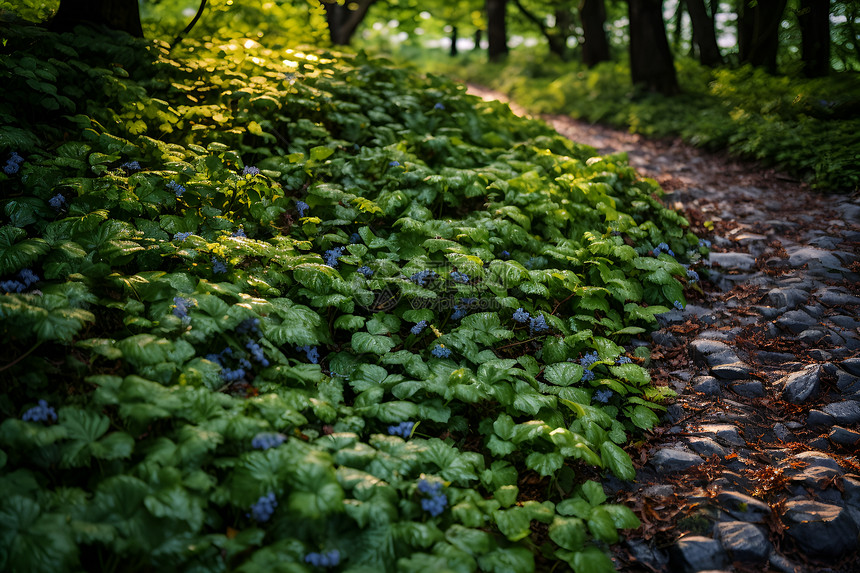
xmin=687 ymin=0 xmax=723 ymax=66
xmin=324 ymin=0 xmax=376 ymax=46
xmin=511 ymin=0 xmax=567 ymax=59
xmin=628 ymin=0 xmax=679 ymax=95
xmin=798 ymin=0 xmax=830 ymax=77
xmin=50 ymin=0 xmax=143 ymax=37
xmin=474 ymin=28 xmax=483 ymax=51
xmin=738 ymin=0 xmax=787 ymax=71
xmin=450 ymin=26 xmax=459 ymax=57
xmin=580 ymin=0 xmax=610 ymax=67
xmin=486 ymin=0 xmax=509 ymax=62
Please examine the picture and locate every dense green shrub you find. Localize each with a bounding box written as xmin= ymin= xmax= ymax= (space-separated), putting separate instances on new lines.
xmin=419 ymin=51 xmax=860 ymax=192
xmin=0 ymin=22 xmax=701 ymax=572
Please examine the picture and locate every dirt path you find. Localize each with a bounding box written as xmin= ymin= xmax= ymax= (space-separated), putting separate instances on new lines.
xmin=468 ymin=85 xmax=860 ymax=573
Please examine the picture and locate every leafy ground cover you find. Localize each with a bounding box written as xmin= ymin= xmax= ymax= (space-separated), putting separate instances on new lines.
xmin=1 ymin=21 xmax=703 ymax=572
xmin=413 ymin=50 xmax=860 ymax=192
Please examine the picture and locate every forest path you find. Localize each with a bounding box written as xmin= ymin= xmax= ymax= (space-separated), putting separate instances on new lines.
xmin=467 ymin=85 xmax=860 ymax=572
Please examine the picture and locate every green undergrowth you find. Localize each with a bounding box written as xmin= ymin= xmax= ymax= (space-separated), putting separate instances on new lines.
xmin=0 ymin=22 xmax=703 ymax=573
xmin=417 ymin=50 xmax=860 ymax=192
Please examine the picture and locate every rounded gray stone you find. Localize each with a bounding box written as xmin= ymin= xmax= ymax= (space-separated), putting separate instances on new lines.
xmin=807 ymin=409 xmax=835 ymax=427
xmin=709 ymin=251 xmax=757 ymax=271
xmin=687 ymin=437 xmax=728 ymax=458
xmin=822 ymin=400 xmax=860 ymax=424
xmin=840 ymin=357 xmax=860 ymax=377
xmin=780 ymin=365 xmax=822 ymax=404
xmin=829 ymin=426 xmax=860 ymax=446
xmin=651 ymin=448 xmax=704 ymax=473
xmin=776 ymin=310 xmax=819 ymax=334
xmin=715 ymin=521 xmax=771 ymax=562
xmin=690 ymin=339 xmax=741 ymax=368
xmin=710 ymin=361 xmax=753 ymax=380
xmin=816 ymin=288 xmax=860 ymax=307
xmin=716 ymin=491 xmax=771 ymax=522
xmin=787 ymin=247 xmax=847 ymax=271
xmin=782 ymin=500 xmax=860 ymax=557
xmin=730 ymin=381 xmax=765 ymax=398
xmin=773 ymin=422 xmax=793 ymax=441
xmin=670 ymin=536 xmax=729 ymax=573
xmin=766 ymin=287 xmax=809 ymax=310
xmin=697 ymin=423 xmax=745 ymax=447
xmin=692 ymin=376 xmax=721 ymax=396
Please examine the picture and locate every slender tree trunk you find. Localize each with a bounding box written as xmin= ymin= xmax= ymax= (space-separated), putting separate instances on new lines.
xmin=798 ymin=0 xmax=830 ymax=77
xmin=486 ymin=0 xmax=509 ymax=62
xmin=50 ymin=0 xmax=143 ymax=37
xmin=450 ymin=25 xmax=459 ymax=57
xmin=474 ymin=28 xmax=484 ymax=51
xmin=324 ymin=0 xmax=376 ymax=46
xmin=671 ymin=0 xmax=686 ymax=51
xmin=580 ymin=0 xmax=610 ymax=67
xmin=738 ymin=0 xmax=787 ymax=71
xmin=687 ymin=0 xmax=723 ymax=65
xmin=628 ymin=0 xmax=679 ymax=94
xmin=511 ymin=0 xmax=567 ymax=59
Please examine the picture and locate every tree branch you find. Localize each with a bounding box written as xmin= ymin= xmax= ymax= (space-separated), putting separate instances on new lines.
xmin=171 ymin=0 xmax=207 ymax=50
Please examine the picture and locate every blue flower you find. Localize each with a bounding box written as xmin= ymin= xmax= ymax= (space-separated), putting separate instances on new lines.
xmin=451 ymin=305 xmax=467 ymax=320
xmin=580 ymin=351 xmax=599 ymax=368
xmin=449 ymin=270 xmax=469 ymax=284
xmin=248 ymin=492 xmax=277 ymax=522
xmin=529 ymin=314 xmax=549 ymax=335
xmin=410 ymin=320 xmax=428 ymax=335
xmin=350 ymin=232 xmax=361 ymax=244
xmin=417 ymin=480 xmax=448 ymax=516
xmin=252 ymin=432 xmax=286 ymax=450
xmin=220 ymin=367 xmax=246 ymax=382
xmin=357 ymin=265 xmax=373 ymax=277
xmin=296 ymin=345 xmax=320 ymax=364
xmin=594 ymin=389 xmax=613 ymax=403
xmin=698 ymin=239 xmax=711 ymax=249
xmin=121 ymin=161 xmax=141 ymax=171
xmin=297 ymin=200 xmax=309 ymax=217
xmin=173 ymin=231 xmax=192 ymax=242
xmin=167 ymin=180 xmax=186 ymax=197
xmin=434 ymin=102 xmax=445 ymax=110
xmin=3 ymin=161 xmax=19 ymax=175
xmin=388 ymin=421 xmax=414 ymax=438
xmin=323 ymin=246 xmax=346 ymax=268
xmin=410 ymin=269 xmax=438 ymax=287
xmin=686 ymin=269 xmax=699 ymax=283
xmin=242 ymin=166 xmax=260 ymax=176
xmin=389 ymin=160 xmax=401 ymax=167
xmin=236 ymin=317 xmax=260 ymax=334
xmin=21 ymin=399 xmax=57 ymax=423
xmin=616 ymin=356 xmax=632 ymax=365
xmin=500 ymin=250 xmax=510 ymax=259
xmin=173 ymin=296 xmax=193 ymax=318
xmin=418 ymin=479 xmax=441 ymax=494
xmin=232 ymin=227 xmax=246 ymax=238
xmin=212 ymin=257 xmax=228 ymax=274
xmin=431 ymin=344 xmax=451 ymax=358
xmin=512 ymin=308 xmax=530 ymax=323
xmin=673 ymin=300 xmax=684 ymax=311
xmin=48 ymin=194 xmax=66 ymax=209
xmin=304 ymin=550 xmax=340 ymax=568
xmin=581 ymin=369 xmax=595 ymax=382
xmin=246 ymin=339 xmax=270 ymax=367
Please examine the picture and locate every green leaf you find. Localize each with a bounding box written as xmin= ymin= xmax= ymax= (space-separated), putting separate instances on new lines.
xmin=599 ymin=441 xmax=635 ymax=480
xmin=580 ymin=480 xmax=607 ymax=506
xmin=602 ymin=504 xmax=641 ymax=529
xmin=352 ymin=332 xmax=395 ymax=355
xmin=630 ymin=404 xmax=660 ymax=430
xmin=587 ymin=506 xmax=619 ymax=543
xmin=525 ymin=451 xmax=564 ymax=476
xmin=543 ymin=362 xmax=584 ymax=387
xmin=548 ymin=516 xmax=585 ymax=551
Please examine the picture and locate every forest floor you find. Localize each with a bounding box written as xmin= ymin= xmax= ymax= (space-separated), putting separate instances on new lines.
xmin=468 ymin=85 xmax=860 ymax=573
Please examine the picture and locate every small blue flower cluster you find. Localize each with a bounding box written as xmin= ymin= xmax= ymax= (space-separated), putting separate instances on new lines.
xmin=232 ymin=227 xmax=246 ymax=238
xmin=431 ymin=344 xmax=451 ymax=358
xmin=221 ymin=365 xmax=247 ymax=382
xmin=212 ymin=257 xmax=228 ymax=274
xmin=357 ymin=265 xmax=373 ymax=277
xmin=296 ymin=345 xmax=320 ymax=364
xmin=242 ymin=166 xmax=260 ymax=176
xmin=653 ymin=242 xmax=675 ymax=257
xmin=434 ymin=102 xmax=445 ymax=110
xmin=581 ymin=370 xmax=595 ymax=382
xmin=698 ymin=239 xmax=711 ymax=249
xmin=1 ymin=268 xmax=39 ymax=293
xmin=451 ymin=305 xmax=467 ymax=320
xmin=3 ymin=151 xmax=24 ymax=175
xmin=389 ymin=160 xmax=401 ymax=167
xmin=673 ymin=300 xmax=685 ymax=311
xmin=248 ymin=492 xmax=277 ymax=522
xmin=616 ymin=356 xmax=632 ymax=365
xmin=297 ymin=200 xmax=309 ymax=217
xmin=22 ymin=399 xmax=57 ymax=423
xmin=411 ymin=320 xmax=428 ymax=335
xmin=593 ymin=389 xmax=613 ymax=403
xmin=49 ymin=193 xmax=66 ymax=209
xmin=251 ymin=431 xmax=286 ymax=450
xmin=167 ymin=181 xmax=186 ymax=197
xmin=388 ymin=421 xmax=414 ymax=438
xmin=172 ymin=296 xmax=193 ymax=319
xmin=206 ymin=347 xmax=233 ymax=364
xmin=121 ymin=161 xmax=141 ymax=171
xmin=417 ymin=479 xmax=448 ymax=517
xmin=350 ymin=232 xmax=361 ymax=244
xmin=449 ymin=271 xmax=469 ymax=284
xmin=236 ymin=317 xmax=260 ymax=335
xmin=206 ymin=347 xmax=250 ymax=381
xmin=323 ymin=246 xmax=346 ymax=268
xmin=499 ymin=250 xmax=510 ymax=259
xmin=174 ymin=231 xmax=193 ymax=242
xmin=513 ymin=308 xmax=530 ymax=323
xmin=686 ymin=269 xmax=699 ymax=283
xmin=410 ymin=269 xmax=438 ymax=287
xmin=529 ymin=314 xmax=549 ymax=335
xmin=580 ymin=352 xmax=600 ymax=368
xmin=304 ymin=550 xmax=340 ymax=568
xmin=246 ymin=340 xmax=270 ymax=367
